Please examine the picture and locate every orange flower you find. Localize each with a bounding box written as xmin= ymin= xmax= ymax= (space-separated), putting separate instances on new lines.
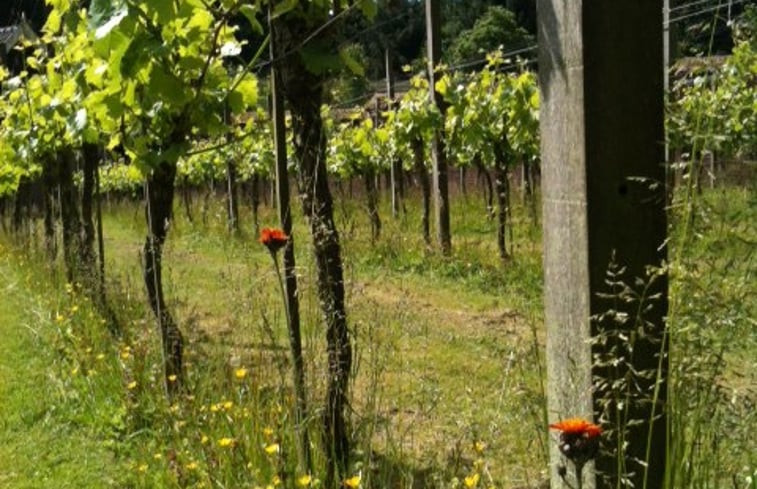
xmin=549 ymin=418 xmax=602 ymax=439
xmin=550 ymin=418 xmax=602 ymax=465
xmin=259 ymin=227 xmax=288 ymax=253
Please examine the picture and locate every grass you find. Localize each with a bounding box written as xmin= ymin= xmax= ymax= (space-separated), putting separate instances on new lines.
xmin=0 ymin=180 xmax=754 ymax=488
xmin=96 ymin=185 xmax=550 ymax=487
xmin=0 ymin=246 xmax=127 ymax=488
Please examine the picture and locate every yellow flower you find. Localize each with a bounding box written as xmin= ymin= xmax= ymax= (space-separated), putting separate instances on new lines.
xmin=263 ymin=426 xmax=274 ymax=438
xmin=186 ymin=461 xmax=198 ymax=470
xmin=153 ymin=453 xmax=162 ymax=460
xmin=201 ymin=435 xmax=209 ymax=445
xmin=474 ymin=441 xmax=486 ymax=454
xmin=297 ymin=474 xmax=312 ymax=487
xmin=343 ymin=474 xmax=361 ymax=488
xmin=235 ymin=367 xmax=248 ymax=379
xmin=55 ymin=313 xmax=65 ymax=323
xmin=127 ymin=381 xmax=137 ymax=390
xmin=120 ymin=350 xmax=131 ymax=360
xmin=272 ymin=475 xmax=281 ymax=485
xmin=137 ymin=464 xmax=148 ymax=473
xmin=264 ymin=443 xmax=280 ymax=455
xmin=70 ymin=305 xmax=79 ymax=313
xmin=218 ymin=437 xmax=235 ymax=448
xmin=464 ymin=473 xmax=480 ymax=488
xmin=168 ymin=374 xmax=177 ymax=382
xmin=96 ymin=353 xmax=105 ymax=361
xmin=223 ymin=401 xmax=233 ymax=410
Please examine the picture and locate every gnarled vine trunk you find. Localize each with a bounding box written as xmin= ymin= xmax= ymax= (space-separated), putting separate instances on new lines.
xmin=493 ymin=144 xmax=510 ymax=261
xmin=412 ymin=136 xmax=431 ymax=245
xmin=277 ymin=15 xmax=352 ymax=484
xmin=58 ymin=148 xmax=82 ymax=282
xmin=226 ymin=160 xmax=239 ymax=233
xmin=144 ymin=160 xmax=183 ymax=396
xmin=474 ymin=153 xmax=495 ymax=220
xmin=80 ymin=143 xmax=99 ymax=287
xmin=364 ymin=169 xmax=381 ymax=243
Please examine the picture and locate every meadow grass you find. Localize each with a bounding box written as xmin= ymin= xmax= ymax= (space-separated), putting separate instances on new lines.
xmin=0 ymin=180 xmax=753 ymax=488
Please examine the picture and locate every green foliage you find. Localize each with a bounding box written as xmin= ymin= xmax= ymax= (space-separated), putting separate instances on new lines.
xmin=0 ymin=0 xmax=266 ymax=197
xmin=328 ymin=110 xmax=391 ymax=177
xmin=447 ymin=6 xmax=533 ymax=66
xmin=441 ymin=51 xmax=539 ymax=168
xmin=667 ymin=29 xmax=757 ymax=159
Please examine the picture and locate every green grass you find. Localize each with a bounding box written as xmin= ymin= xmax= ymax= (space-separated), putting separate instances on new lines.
xmin=0 ymin=181 xmax=753 ymax=488
xmin=0 ymin=248 xmax=126 ymax=488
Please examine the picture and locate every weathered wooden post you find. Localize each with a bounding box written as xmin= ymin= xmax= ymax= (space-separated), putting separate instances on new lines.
xmin=425 ymin=0 xmax=451 ymax=254
xmin=538 ymin=2 xmax=668 ymax=488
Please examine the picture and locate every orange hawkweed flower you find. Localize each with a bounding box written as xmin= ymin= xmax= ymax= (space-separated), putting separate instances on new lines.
xmin=549 ymin=418 xmax=602 ymax=439
xmin=549 ymin=418 xmax=602 ymax=465
xmin=259 ymin=227 xmax=288 ymax=253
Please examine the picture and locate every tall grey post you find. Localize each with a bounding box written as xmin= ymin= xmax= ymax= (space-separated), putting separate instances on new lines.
xmin=425 ymin=0 xmax=451 ymax=254
xmin=538 ymin=2 xmax=668 ymax=489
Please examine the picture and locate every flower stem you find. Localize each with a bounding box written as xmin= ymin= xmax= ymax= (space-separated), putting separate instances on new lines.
xmin=575 ymin=461 xmax=584 ymax=489
xmin=271 ymin=252 xmax=291 ymax=329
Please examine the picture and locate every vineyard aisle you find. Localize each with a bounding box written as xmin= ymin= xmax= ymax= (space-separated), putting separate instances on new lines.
xmin=0 ymin=257 xmax=122 ymax=488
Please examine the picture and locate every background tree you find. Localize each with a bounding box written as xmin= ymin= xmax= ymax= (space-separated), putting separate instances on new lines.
xmin=447 ymin=5 xmax=534 ymax=66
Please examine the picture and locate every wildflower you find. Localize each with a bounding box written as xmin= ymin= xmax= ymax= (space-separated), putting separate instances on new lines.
xmin=297 ymin=474 xmax=312 ymax=487
xmin=464 ymin=473 xmax=480 ymax=488
xmin=272 ymin=475 xmax=281 ymax=485
xmin=168 ymin=374 xmax=177 ymax=382
xmin=343 ymin=474 xmax=361 ymax=488
xmin=223 ymin=400 xmax=233 ymax=410
xmin=235 ymin=367 xmax=248 ymax=379
xmin=259 ymin=227 xmax=288 ymax=253
xmin=127 ymin=381 xmax=137 ymax=390
xmin=201 ymin=435 xmax=209 ymax=445
xmin=474 ymin=440 xmax=486 ymax=454
xmin=71 ymin=305 xmax=79 ymax=313
xmin=218 ymin=437 xmax=235 ymax=448
xmin=96 ymin=353 xmax=105 ymax=361
xmin=55 ymin=313 xmax=65 ymax=323
xmin=549 ymin=417 xmax=602 ymax=465
xmin=186 ymin=461 xmax=198 ymax=470
xmin=137 ymin=463 xmax=148 ymax=473
xmin=550 ymin=417 xmax=602 ymax=489
xmin=264 ymin=443 xmax=280 ymax=455
xmin=263 ymin=426 xmax=274 ymax=438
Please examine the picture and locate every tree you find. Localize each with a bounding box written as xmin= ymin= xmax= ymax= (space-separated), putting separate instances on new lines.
xmin=448 ymin=5 xmax=533 ymax=66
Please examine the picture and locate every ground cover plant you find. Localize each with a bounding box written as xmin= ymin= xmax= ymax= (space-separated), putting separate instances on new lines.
xmin=1 ymin=179 xmax=754 ymax=488
xmin=0 ymin=1 xmax=755 ymax=488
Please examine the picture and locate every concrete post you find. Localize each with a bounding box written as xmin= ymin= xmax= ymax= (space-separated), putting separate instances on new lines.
xmin=538 ymin=2 xmax=668 ymax=488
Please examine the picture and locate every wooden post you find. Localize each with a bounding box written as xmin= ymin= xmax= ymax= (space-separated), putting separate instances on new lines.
xmin=425 ymin=0 xmax=451 ymax=254
xmin=386 ymin=46 xmax=402 ymax=218
xmin=269 ymin=9 xmax=311 ymax=472
xmin=538 ymin=2 xmax=668 ymax=488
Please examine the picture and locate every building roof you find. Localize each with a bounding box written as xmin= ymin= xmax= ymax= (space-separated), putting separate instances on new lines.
xmin=0 ymin=20 xmax=38 ymax=52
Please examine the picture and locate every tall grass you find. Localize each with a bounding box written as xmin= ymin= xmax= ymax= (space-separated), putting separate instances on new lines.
xmin=1 ymin=185 xmax=551 ymax=488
